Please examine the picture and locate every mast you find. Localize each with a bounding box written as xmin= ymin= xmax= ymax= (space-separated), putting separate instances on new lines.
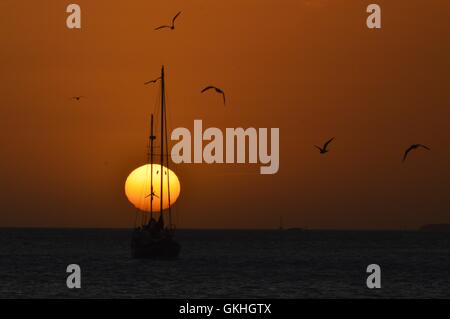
xmin=149 ymin=114 xmax=155 ymax=221
xmin=160 ymin=66 xmax=165 ymax=226
xmin=164 ymin=95 xmax=172 ymax=229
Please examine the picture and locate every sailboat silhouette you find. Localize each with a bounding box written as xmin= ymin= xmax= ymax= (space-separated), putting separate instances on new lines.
xmin=131 ymin=66 xmax=181 ymax=259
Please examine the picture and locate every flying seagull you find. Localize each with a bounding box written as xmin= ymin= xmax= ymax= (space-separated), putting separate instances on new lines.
xmin=145 ymin=192 xmax=159 ymax=199
xmin=71 ymin=96 xmax=85 ymax=101
xmin=155 ymin=11 xmax=182 ymax=30
xmin=201 ymin=86 xmax=226 ymax=105
xmin=403 ymin=144 xmax=430 ymax=162
xmin=144 ymin=77 xmax=161 ymax=85
xmin=315 ymin=137 xmax=335 ymax=154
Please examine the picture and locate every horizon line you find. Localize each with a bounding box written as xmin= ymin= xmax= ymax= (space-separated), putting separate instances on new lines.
xmin=0 ymin=226 xmax=427 ymax=231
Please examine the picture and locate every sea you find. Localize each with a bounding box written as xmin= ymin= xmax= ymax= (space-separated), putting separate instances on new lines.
xmin=0 ymin=229 xmax=449 ymax=298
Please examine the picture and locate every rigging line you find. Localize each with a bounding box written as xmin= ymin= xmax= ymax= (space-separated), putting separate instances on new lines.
xmin=163 ymin=71 xmax=175 ymax=226
xmin=164 ymin=82 xmax=175 ymax=157
xmin=138 ymin=138 xmax=151 ymax=226
xmin=160 ymin=66 xmax=165 ymax=225
xmin=153 ymin=86 xmax=161 ymax=118
xmin=147 ymin=83 xmax=161 ymax=223
xmin=143 ymin=156 xmax=150 ymax=226
xmin=164 ymin=91 xmax=173 ymax=229
xmin=151 ymin=82 xmax=161 ymax=155
xmin=163 ymin=73 xmax=178 ymax=229
xmin=149 ymin=115 xmax=154 ymax=221
xmin=139 ymin=75 xmax=158 ymax=226
xmin=137 ymin=80 xmax=160 ymax=227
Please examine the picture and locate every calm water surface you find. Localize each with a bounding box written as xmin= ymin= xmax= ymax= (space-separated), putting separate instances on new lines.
xmin=0 ymin=229 xmax=449 ymax=298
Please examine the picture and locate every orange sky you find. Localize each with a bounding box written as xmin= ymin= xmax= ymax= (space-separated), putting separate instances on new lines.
xmin=1 ymin=0 xmax=450 ymax=229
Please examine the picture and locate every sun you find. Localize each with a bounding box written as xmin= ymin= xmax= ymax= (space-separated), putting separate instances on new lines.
xmin=125 ymin=164 xmax=181 ymax=212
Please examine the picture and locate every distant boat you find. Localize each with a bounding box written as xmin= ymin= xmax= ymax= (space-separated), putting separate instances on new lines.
xmin=419 ymin=224 xmax=450 ymax=232
xmin=278 ymin=217 xmax=305 ymax=232
xmin=286 ymin=228 xmax=305 ymax=232
xmin=131 ymin=66 xmax=180 ymax=259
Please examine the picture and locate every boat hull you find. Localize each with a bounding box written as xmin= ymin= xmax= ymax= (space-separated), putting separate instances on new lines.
xmin=131 ymin=230 xmax=180 ymax=259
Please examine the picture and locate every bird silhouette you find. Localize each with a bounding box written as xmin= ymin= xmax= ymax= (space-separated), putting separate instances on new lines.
xmin=145 ymin=186 xmax=159 ymax=199
xmin=144 ymin=77 xmax=161 ymax=85
xmin=315 ymin=137 xmax=335 ymax=154
xmin=155 ymin=12 xmax=181 ymax=30
xmin=201 ymin=86 xmax=226 ymax=105
xmin=145 ymin=192 xmax=159 ymax=199
xmin=403 ymin=144 xmax=430 ymax=162
xmin=71 ymin=96 xmax=85 ymax=101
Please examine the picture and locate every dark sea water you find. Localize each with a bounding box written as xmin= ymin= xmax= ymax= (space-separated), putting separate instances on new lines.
xmin=0 ymin=229 xmax=449 ymax=299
